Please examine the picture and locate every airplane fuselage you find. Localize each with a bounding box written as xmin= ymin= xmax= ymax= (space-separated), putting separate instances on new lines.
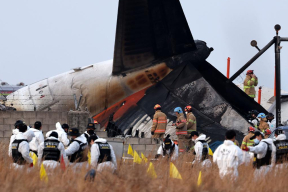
xmin=6 ymin=60 xmax=171 ymax=119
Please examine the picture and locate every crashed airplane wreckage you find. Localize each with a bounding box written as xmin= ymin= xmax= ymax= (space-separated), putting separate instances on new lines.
xmin=5 ymin=0 xmax=267 ymax=141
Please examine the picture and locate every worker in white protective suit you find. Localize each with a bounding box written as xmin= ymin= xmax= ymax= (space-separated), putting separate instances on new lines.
xmin=155 ymin=135 xmax=178 ymax=161
xmin=9 ymin=120 xmax=35 ymax=148
xmin=29 ymin=121 xmax=44 ymax=156
xmin=38 ymin=131 xmax=67 ymax=169
xmin=266 ymin=113 xmax=276 ymax=132
xmin=9 ymin=121 xmax=34 ymax=157
xmin=9 ymin=123 xmax=33 ymax=169
xmin=65 ymin=128 xmax=88 ymax=167
xmin=242 ymin=131 xmax=276 ymax=178
xmin=274 ymin=128 xmax=286 ymax=141
xmin=213 ymin=130 xmax=243 ymax=179
xmin=89 ymin=136 xmax=117 ymax=172
xmin=47 ymin=122 xmax=70 ymax=147
xmin=191 ymin=131 xmax=211 ymax=168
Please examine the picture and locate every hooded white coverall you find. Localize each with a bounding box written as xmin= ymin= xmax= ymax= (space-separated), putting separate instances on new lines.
xmin=9 ymin=132 xmax=33 ymax=169
xmin=275 ymin=134 xmax=287 ymax=141
xmin=249 ymin=138 xmax=276 ymax=177
xmin=268 ymin=119 xmax=276 ymax=132
xmin=213 ymin=140 xmax=243 ymax=179
xmin=157 ymin=140 xmax=179 ymax=161
xmin=9 ymin=129 xmax=34 ymax=156
xmin=193 ymin=134 xmax=212 ymax=167
xmin=29 ymin=128 xmax=44 ymax=153
xmin=65 ymin=134 xmax=88 ymax=167
xmin=46 ymin=122 xmax=70 ymax=147
xmin=9 ymin=127 xmax=35 ymax=149
xmin=38 ymin=136 xmax=67 ymax=169
xmin=91 ymin=138 xmax=117 ymax=172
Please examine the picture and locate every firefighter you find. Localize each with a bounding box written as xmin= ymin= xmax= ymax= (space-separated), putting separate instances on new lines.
xmin=241 ymin=127 xmax=255 ymax=164
xmin=185 ymin=106 xmax=197 ymax=133
xmin=62 ymin=123 xmax=69 ymax=133
xmin=274 ymin=128 xmax=286 ymax=141
xmin=89 ymin=136 xmax=117 ymax=172
xmin=243 ymin=70 xmax=258 ymax=98
xmin=266 ymin=113 xmax=276 ymax=131
xmin=241 ymin=127 xmax=255 ymax=149
xmin=9 ymin=123 xmax=33 ymax=169
xmin=151 ymin=104 xmax=167 ymax=139
xmin=213 ymin=130 xmax=243 ymax=179
xmin=29 ymin=121 xmax=44 ymax=156
xmin=257 ymin=113 xmax=269 ymax=133
xmin=191 ymin=131 xmax=211 ymax=167
xmin=264 ymin=129 xmax=272 ymax=139
xmin=155 ymin=135 xmax=178 ymax=161
xmin=185 ymin=105 xmax=196 ymax=150
xmin=84 ymin=123 xmax=99 ymax=141
xmin=242 ymin=132 xmax=276 ymax=177
xmin=65 ymin=128 xmax=88 ymax=166
xmin=38 ymin=131 xmax=67 ymax=169
xmin=173 ymin=107 xmax=188 ymax=153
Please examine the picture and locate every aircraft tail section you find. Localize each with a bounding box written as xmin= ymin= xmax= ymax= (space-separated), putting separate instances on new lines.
xmin=113 ymin=0 xmax=197 ymax=75
xmin=113 ymin=60 xmax=267 ymax=142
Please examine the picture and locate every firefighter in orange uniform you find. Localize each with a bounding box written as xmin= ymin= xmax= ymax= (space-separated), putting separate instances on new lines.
xmin=151 ymin=104 xmax=167 ymax=139
xmin=173 ymin=107 xmax=188 ymax=153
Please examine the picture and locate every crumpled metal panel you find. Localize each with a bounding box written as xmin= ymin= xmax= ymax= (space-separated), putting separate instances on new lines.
xmin=115 ymin=60 xmax=266 ymax=142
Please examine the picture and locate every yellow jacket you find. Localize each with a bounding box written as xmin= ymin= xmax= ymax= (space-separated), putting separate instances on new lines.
xmin=243 ymin=75 xmax=258 ymax=98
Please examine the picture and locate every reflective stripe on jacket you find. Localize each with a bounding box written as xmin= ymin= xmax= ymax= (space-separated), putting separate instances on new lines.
xmin=175 ymin=113 xmax=187 ymax=135
xmin=259 ymin=119 xmax=269 ymax=133
xmin=151 ymin=110 xmax=167 ymax=134
xmin=243 ymin=75 xmax=258 ymax=98
xmin=186 ymin=112 xmax=197 ymax=132
xmin=241 ymin=133 xmax=255 ymax=149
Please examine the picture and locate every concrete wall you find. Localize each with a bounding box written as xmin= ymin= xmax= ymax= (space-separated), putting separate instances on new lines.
xmin=0 ymin=111 xmax=160 ymax=155
xmin=105 ymin=137 xmax=160 ymax=157
xmin=0 ymin=111 xmax=89 ymax=142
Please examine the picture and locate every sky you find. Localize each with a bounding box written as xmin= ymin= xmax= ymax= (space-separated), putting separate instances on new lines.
xmin=1 ymin=0 xmax=288 ymax=90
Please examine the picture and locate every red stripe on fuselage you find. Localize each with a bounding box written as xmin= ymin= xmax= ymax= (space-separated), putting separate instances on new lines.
xmin=93 ymin=88 xmax=149 ymax=127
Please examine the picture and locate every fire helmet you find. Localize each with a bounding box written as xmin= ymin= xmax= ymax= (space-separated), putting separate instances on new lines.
xmin=185 ymin=105 xmax=192 ymax=112
xmin=174 ymin=107 xmax=183 ymax=114
xmin=257 ymin=113 xmax=266 ymax=119
xmin=248 ymin=127 xmax=255 ymax=133
xmin=154 ymin=104 xmax=161 ymax=110
xmin=265 ymin=129 xmax=272 ymax=136
xmin=246 ymin=70 xmax=254 ymax=75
